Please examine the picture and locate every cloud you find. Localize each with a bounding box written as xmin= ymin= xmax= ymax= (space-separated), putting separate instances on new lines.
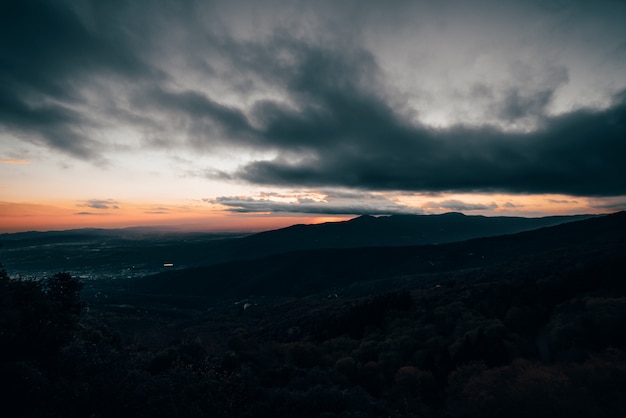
xmin=145 ymin=207 xmax=170 ymax=214
xmin=485 ymin=64 xmax=569 ymax=127
xmin=424 ymin=200 xmax=499 ymax=212
xmin=0 ymin=89 xmax=105 ymax=161
xmin=0 ymin=0 xmax=155 ymax=161
xmin=156 ymin=26 xmax=625 ymax=197
xmin=548 ymin=199 xmax=579 ymax=204
xmin=233 ymin=64 xmax=626 ymax=196
xmin=80 ymin=199 xmax=119 ymax=210
xmin=589 ymin=198 xmax=626 ymax=211
xmin=132 ymin=86 xmax=257 ymax=150
xmin=2 ymin=0 xmax=626 ymax=201
xmin=497 ymin=88 xmax=555 ymax=122
xmin=208 ymin=191 xmax=421 ymax=215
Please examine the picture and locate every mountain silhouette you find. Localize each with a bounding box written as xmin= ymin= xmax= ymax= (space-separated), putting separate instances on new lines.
xmin=1 ymin=213 xmax=595 ymax=275
xmin=226 ymin=212 xmax=595 ymax=261
xmin=124 ymin=212 xmax=624 ymax=304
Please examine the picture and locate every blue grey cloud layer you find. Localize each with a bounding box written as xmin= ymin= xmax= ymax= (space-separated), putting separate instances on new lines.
xmin=2 ymin=0 xmax=625 ymax=196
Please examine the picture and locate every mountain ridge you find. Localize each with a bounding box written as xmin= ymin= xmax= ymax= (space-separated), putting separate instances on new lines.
xmin=121 ymin=211 xmax=625 ymax=304
xmin=2 ymin=212 xmax=598 ymax=277
xmin=233 ymin=212 xmax=598 ymax=258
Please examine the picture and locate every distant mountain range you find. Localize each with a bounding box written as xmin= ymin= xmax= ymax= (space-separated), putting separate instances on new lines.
xmin=232 ymin=212 xmax=596 ymax=257
xmin=1 ymin=213 xmax=596 ymax=276
xmin=122 ymin=211 xmax=625 ymax=304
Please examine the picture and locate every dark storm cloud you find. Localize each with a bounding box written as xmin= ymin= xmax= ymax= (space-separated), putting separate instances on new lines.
xmin=1 ymin=0 xmax=155 ymax=160
xmin=232 ymin=39 xmax=626 ymax=196
xmin=234 ymin=98 xmax=626 ymax=196
xmin=133 ymin=87 xmax=257 ymax=149
xmin=166 ymin=27 xmax=625 ymax=197
xmin=247 ymin=40 xmax=389 ymax=152
xmin=497 ymin=88 xmax=555 ymax=122
xmin=0 ymin=91 xmax=100 ymax=160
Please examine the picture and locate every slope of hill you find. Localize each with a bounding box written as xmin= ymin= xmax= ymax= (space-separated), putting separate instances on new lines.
xmin=121 ymin=211 xmax=625 ymax=305
xmin=232 ymin=212 xmax=595 ymax=257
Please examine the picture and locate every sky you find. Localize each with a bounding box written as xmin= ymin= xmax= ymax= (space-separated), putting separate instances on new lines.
xmin=2 ymin=0 xmax=626 ymax=232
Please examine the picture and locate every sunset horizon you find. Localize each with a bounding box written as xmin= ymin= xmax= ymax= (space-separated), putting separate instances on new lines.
xmin=0 ymin=196 xmax=618 ymax=234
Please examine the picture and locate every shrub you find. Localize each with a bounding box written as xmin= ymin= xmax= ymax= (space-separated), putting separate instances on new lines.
xmin=0 ymin=268 xmax=83 ymax=363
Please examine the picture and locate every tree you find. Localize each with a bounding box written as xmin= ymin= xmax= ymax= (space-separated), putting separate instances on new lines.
xmin=0 ymin=267 xmax=83 ymax=363
xmin=43 ymin=272 xmax=83 ymax=316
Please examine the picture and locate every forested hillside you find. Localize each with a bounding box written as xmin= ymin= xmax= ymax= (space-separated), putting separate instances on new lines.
xmin=1 ymin=212 xmax=625 ymax=417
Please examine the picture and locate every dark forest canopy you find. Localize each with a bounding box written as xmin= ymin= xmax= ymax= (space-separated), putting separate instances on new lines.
xmin=1 ymin=212 xmax=626 ymax=417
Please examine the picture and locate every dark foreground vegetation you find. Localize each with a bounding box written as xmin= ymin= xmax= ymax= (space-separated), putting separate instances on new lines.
xmin=1 ymin=212 xmax=626 ymax=417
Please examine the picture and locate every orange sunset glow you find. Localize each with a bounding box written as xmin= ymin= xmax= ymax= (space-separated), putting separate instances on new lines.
xmin=1 ymin=192 xmax=619 ymax=233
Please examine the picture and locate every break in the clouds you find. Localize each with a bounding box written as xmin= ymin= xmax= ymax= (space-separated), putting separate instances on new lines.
xmin=2 ymin=0 xmax=626 ymax=209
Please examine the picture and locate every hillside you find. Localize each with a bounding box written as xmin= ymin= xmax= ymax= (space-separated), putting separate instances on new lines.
xmin=120 ymin=211 xmax=625 ymax=305
xmin=230 ymin=212 xmax=595 ymax=258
